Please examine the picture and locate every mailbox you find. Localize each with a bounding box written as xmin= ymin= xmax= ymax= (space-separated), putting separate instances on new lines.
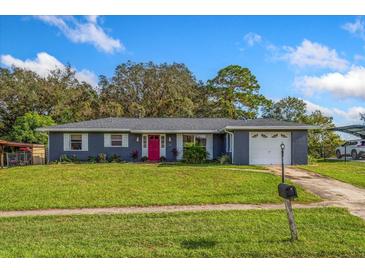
xmin=278 ymin=183 xmax=297 ymax=200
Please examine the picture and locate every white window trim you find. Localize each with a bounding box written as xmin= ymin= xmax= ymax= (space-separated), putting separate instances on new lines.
xmin=160 ymin=134 xmax=166 ymax=158
xmin=64 ymin=133 xmax=88 ymax=152
xmin=70 ymin=133 xmax=83 ymax=152
xmin=181 ymin=134 xmax=212 ymax=160
xmin=104 ymin=133 xmax=129 ymax=148
xmin=142 ymin=134 xmax=148 ymax=157
xmin=110 ymin=134 xmax=123 ymax=147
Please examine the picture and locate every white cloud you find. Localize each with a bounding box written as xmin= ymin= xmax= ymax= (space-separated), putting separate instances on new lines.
xmin=35 ymin=16 xmax=123 ymax=54
xmin=1 ymin=52 xmax=98 ymax=86
xmin=281 ymin=39 xmax=349 ymax=70
xmin=342 ymin=17 xmax=365 ymax=39
xmin=304 ymin=100 xmax=365 ymax=125
xmin=244 ymin=32 xmax=262 ymax=46
xmin=354 ymin=54 xmax=365 ymax=62
xmin=296 ymin=66 xmax=365 ymax=100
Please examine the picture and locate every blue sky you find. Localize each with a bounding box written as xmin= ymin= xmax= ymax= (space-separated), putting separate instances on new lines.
xmin=1 ymin=16 xmax=365 ymax=125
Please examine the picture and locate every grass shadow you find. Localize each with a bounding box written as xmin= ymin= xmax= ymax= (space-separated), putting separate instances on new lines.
xmin=181 ymin=239 xmax=217 ymax=249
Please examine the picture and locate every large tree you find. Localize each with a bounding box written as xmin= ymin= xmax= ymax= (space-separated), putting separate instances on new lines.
xmin=0 ymin=67 xmax=98 ymax=137
xmin=98 ymin=61 xmax=200 ymax=118
xmin=262 ymin=96 xmax=307 ymax=122
xmin=9 ymin=112 xmax=55 ymax=144
xmin=206 ymin=65 xmax=268 ymax=119
xmin=300 ymin=110 xmax=343 ymax=159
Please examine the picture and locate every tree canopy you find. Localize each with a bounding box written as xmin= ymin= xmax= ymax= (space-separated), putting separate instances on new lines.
xmin=262 ymin=96 xmax=307 ymax=122
xmin=0 ymin=61 xmax=344 ymax=158
xmin=9 ymin=112 xmax=55 ymax=144
xmin=207 ymin=65 xmax=269 ymax=119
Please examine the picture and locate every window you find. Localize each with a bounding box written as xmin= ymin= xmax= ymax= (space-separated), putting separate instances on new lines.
xmin=143 ymin=135 xmax=147 ymax=148
xmin=183 ymin=135 xmax=194 ymax=148
xmin=70 ymin=134 xmax=82 ymax=150
xmin=160 ymin=135 xmax=165 ymax=148
xmin=195 ymin=135 xmax=207 ymax=147
xmin=111 ymin=134 xmax=123 ymax=147
xmin=183 ymin=134 xmax=207 ymax=148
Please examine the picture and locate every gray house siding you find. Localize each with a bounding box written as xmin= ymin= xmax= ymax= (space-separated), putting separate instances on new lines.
xmin=291 ymin=130 xmax=308 ymax=165
xmin=213 ymin=134 xmax=225 ymax=159
xmin=232 ymin=130 xmax=250 ymax=165
xmin=165 ymin=134 xmax=177 ymax=161
xmin=232 ymin=130 xmax=308 ymax=165
xmin=48 ymin=132 xmax=142 ymax=162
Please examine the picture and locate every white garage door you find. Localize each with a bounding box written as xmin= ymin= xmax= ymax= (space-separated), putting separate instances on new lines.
xmin=249 ymin=132 xmax=291 ymax=165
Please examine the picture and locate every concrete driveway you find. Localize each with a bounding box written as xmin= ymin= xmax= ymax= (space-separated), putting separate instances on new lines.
xmin=268 ymin=166 xmax=365 ymax=220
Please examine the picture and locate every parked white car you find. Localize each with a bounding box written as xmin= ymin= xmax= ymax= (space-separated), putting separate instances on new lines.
xmin=336 ymin=139 xmax=365 ymax=160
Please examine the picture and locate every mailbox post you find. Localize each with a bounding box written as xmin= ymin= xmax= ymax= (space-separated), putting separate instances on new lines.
xmin=278 ymin=143 xmax=299 ymax=241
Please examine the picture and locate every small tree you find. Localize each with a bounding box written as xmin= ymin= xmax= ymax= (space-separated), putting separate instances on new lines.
xmin=9 ymin=112 xmax=55 ymax=144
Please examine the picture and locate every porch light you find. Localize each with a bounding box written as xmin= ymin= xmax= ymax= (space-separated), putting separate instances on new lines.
xmin=168 ymin=137 xmax=172 ymax=142
xmin=136 ymin=137 xmax=140 ymax=142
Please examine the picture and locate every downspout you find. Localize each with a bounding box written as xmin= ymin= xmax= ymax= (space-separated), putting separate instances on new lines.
xmin=223 ymin=129 xmax=234 ymax=164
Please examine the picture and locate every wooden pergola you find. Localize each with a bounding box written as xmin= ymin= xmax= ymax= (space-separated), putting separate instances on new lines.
xmin=0 ymin=139 xmax=45 ymax=168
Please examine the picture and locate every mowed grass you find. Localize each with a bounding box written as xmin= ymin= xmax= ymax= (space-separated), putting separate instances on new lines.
xmin=0 ymin=163 xmax=319 ymax=210
xmin=300 ymin=161 xmax=365 ymax=188
xmin=0 ymin=208 xmax=364 ymax=257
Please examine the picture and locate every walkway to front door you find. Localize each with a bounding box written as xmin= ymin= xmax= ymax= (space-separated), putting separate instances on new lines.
xmin=148 ymin=135 xmax=160 ymax=161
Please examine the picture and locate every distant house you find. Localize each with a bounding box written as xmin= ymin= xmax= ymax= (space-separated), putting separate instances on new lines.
xmin=38 ymin=118 xmax=316 ymax=165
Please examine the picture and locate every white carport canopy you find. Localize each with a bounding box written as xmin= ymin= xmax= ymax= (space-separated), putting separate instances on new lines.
xmin=331 ymin=125 xmax=365 ymax=139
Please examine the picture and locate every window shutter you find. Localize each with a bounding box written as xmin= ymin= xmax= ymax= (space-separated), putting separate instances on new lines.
xmin=104 ymin=133 xmax=111 ymax=147
xmin=82 ymin=133 xmax=88 ymax=151
xmin=176 ymin=134 xmax=183 ymax=160
xmin=122 ymin=134 xmax=129 ymax=147
xmin=63 ymin=133 xmax=70 ymax=151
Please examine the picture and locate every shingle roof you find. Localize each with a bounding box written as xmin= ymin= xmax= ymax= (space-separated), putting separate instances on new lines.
xmin=38 ymin=117 xmax=316 ymax=132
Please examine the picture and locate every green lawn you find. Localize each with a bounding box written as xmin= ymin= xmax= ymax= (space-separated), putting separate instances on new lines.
xmin=300 ymin=161 xmax=365 ymax=188
xmin=0 ymin=208 xmax=364 ymax=257
xmin=0 ymin=163 xmax=319 ymax=210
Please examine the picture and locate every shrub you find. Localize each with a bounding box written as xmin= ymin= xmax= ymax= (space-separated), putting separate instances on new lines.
xmin=88 ymin=156 xmax=97 ymax=163
xmin=141 ymin=156 xmax=148 ymax=162
xmin=69 ymin=154 xmax=79 ymax=163
xmin=59 ymin=154 xmax=72 ymax=163
xmin=109 ymin=154 xmax=121 ymax=163
xmin=183 ymin=144 xmax=208 ymax=164
xmin=218 ymin=154 xmax=231 ymax=164
xmin=160 ymin=156 xmax=166 ymax=162
xmin=97 ymin=153 xmax=108 ymax=163
xmin=131 ymin=149 xmax=139 ymax=161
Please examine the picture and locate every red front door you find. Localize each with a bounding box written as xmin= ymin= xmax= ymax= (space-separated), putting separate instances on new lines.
xmin=148 ymin=135 xmax=160 ymax=161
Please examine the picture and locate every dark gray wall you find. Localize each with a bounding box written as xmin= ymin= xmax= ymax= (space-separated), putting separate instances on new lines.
xmin=291 ymin=130 xmax=308 ymax=165
xmin=165 ymin=134 xmax=177 ymax=161
xmin=49 ymin=132 xmax=142 ymax=162
xmin=213 ymin=134 xmax=225 ymax=159
xmin=232 ymin=130 xmax=249 ymax=165
xmin=232 ymin=130 xmax=309 ymax=165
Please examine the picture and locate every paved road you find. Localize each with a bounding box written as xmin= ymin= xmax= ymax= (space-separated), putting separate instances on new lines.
xmin=268 ymin=166 xmax=365 ymax=220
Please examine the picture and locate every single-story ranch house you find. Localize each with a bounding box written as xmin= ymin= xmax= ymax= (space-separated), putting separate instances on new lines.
xmin=38 ymin=117 xmax=317 ymax=165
